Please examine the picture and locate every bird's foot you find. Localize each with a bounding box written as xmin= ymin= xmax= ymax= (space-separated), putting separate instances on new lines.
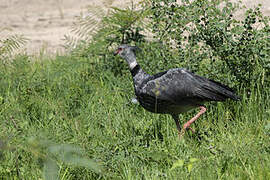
xmin=187 ymin=127 xmax=195 ymax=134
xmin=178 ymin=127 xmax=188 ymax=139
xmin=178 ymin=129 xmax=185 ymax=139
xmin=177 ymin=106 xmax=206 ymax=139
xmin=178 ymin=124 xmax=195 ymax=139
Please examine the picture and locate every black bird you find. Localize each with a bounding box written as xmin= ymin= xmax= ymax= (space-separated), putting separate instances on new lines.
xmin=114 ymin=44 xmax=240 ymax=138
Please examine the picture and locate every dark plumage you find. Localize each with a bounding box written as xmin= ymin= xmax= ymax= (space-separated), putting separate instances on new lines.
xmin=114 ymin=44 xmax=240 ymax=138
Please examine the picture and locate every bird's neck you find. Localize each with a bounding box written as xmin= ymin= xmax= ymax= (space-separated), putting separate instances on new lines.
xmin=130 ymin=63 xmax=141 ymax=77
xmin=124 ymin=53 xmax=140 ymax=75
xmin=124 ymin=53 xmax=145 ymax=77
xmin=125 ymin=53 xmax=137 ymax=69
xmin=129 ymin=61 xmax=138 ymax=70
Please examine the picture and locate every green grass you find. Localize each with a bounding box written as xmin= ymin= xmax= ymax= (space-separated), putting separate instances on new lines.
xmin=0 ymin=55 xmax=269 ymax=179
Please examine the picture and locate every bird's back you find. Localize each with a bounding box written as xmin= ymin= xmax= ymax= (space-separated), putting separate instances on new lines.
xmin=134 ymin=68 xmax=239 ymax=114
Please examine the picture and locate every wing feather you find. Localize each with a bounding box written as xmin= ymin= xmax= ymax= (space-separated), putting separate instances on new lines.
xmin=139 ymin=68 xmax=239 ymax=104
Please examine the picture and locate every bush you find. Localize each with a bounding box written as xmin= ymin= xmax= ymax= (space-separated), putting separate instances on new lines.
xmin=146 ymin=0 xmax=270 ymax=89
xmin=65 ymin=3 xmax=150 ymax=76
xmin=69 ymin=0 xmax=270 ymax=91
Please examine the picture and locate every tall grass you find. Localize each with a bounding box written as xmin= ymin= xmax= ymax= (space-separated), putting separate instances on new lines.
xmin=0 ymin=0 xmax=269 ymax=179
xmin=0 ymin=54 xmax=269 ymax=179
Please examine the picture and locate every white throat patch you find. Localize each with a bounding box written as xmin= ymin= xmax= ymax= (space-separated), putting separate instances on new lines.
xmin=129 ymin=61 xmax=138 ymax=70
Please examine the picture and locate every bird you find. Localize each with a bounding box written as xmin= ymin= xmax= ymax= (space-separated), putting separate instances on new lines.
xmin=114 ymin=44 xmax=240 ymax=138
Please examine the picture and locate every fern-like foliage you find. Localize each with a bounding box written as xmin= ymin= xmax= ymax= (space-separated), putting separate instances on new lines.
xmin=63 ymin=0 xmax=116 ymax=51
xmin=0 ymin=30 xmax=28 ymax=62
xmin=64 ymin=0 xmax=150 ymax=52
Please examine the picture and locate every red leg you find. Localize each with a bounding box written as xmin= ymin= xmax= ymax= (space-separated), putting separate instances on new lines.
xmin=180 ymin=106 xmax=206 ymax=137
xmin=172 ymin=114 xmax=197 ymax=139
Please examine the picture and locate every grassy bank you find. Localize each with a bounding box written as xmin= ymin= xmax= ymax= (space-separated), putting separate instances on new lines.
xmin=0 ymin=54 xmax=269 ymax=179
xmin=1 ymin=0 xmax=270 ymax=179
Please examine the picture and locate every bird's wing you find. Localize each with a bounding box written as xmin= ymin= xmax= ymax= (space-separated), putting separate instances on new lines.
xmin=140 ymin=68 xmax=238 ymax=104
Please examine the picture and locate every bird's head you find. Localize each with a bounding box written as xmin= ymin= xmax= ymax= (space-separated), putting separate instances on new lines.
xmin=114 ymin=44 xmax=140 ymax=59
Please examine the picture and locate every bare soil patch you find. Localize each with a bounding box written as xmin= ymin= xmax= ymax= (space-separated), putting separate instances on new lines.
xmin=1 ymin=0 xmax=269 ymax=55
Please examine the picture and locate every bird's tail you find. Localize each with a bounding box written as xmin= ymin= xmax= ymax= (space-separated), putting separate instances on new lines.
xmin=204 ymin=79 xmax=240 ymax=101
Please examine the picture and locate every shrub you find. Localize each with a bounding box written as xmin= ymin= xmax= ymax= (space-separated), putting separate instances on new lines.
xmin=146 ymin=0 xmax=270 ymax=89
xmin=67 ymin=0 xmax=270 ymax=90
xmin=65 ymin=3 xmax=150 ymax=76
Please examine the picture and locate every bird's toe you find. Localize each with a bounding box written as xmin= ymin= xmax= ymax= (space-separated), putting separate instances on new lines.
xmin=187 ymin=127 xmax=195 ymax=134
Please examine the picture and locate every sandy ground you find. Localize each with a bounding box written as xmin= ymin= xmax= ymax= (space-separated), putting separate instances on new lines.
xmin=0 ymin=0 xmax=134 ymax=55
xmin=1 ymin=0 xmax=269 ymax=55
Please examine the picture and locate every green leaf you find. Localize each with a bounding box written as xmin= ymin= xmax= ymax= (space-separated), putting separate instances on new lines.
xmin=62 ymin=156 xmax=102 ymax=173
xmin=189 ymin=158 xmax=199 ymax=163
xmin=43 ymin=159 xmax=59 ymax=180
xmin=187 ymin=163 xmax=193 ymax=173
xmin=170 ymin=159 xmax=184 ymax=171
xmin=48 ymin=144 xmax=83 ymax=155
xmin=265 ymin=122 xmax=270 ymax=131
xmin=48 ymin=144 xmax=102 ymax=173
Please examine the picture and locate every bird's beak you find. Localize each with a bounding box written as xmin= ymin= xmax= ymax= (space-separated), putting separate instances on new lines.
xmin=114 ymin=49 xmax=120 ymax=56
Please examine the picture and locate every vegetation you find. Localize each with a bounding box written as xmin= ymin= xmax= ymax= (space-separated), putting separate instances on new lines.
xmin=0 ymin=29 xmax=28 ymax=63
xmin=0 ymin=0 xmax=269 ymax=179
